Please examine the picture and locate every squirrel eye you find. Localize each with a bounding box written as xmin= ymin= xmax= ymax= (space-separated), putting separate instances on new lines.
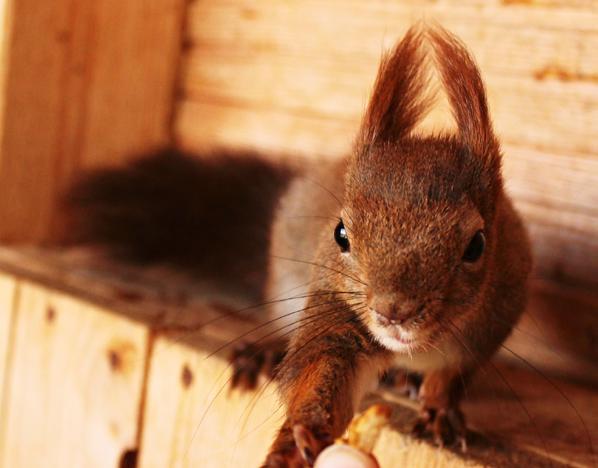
xmin=463 ymin=230 xmax=485 ymax=263
xmin=334 ymin=219 xmax=350 ymax=252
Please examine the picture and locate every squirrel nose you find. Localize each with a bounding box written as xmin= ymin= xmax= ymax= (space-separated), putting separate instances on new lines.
xmin=369 ymin=294 xmax=419 ymax=326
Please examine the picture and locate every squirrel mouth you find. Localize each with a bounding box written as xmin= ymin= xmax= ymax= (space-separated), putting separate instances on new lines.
xmin=371 ymin=322 xmax=422 ymax=351
xmin=386 ymin=327 xmax=416 ymax=345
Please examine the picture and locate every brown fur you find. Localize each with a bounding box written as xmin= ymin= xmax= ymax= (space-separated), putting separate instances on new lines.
xmin=264 ymin=25 xmax=531 ymax=465
xmin=65 ymin=148 xmax=293 ymax=298
xmin=357 ymin=27 xmax=433 ymax=146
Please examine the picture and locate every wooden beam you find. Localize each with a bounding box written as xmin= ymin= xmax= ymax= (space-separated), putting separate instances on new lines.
xmin=0 ymin=0 xmax=185 ymax=242
xmin=0 ymin=247 xmax=594 ymax=466
xmin=0 ymin=281 xmax=149 ymax=467
xmin=137 ymin=335 xmax=598 ymax=467
xmin=0 ymin=272 xmax=17 ymax=449
xmin=179 ymin=0 xmax=598 ymax=156
xmin=138 ymin=335 xmax=281 ymax=468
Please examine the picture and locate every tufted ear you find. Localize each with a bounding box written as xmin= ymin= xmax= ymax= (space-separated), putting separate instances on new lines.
xmin=428 ymin=26 xmax=499 ymax=163
xmin=357 ymin=26 xmax=432 ymax=147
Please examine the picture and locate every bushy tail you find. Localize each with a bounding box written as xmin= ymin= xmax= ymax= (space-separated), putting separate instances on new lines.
xmin=65 ymin=148 xmax=293 ymax=294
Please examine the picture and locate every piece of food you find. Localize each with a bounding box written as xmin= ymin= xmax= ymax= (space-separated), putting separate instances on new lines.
xmin=315 ymin=404 xmax=391 ymax=467
xmin=339 ymin=404 xmax=392 ymax=453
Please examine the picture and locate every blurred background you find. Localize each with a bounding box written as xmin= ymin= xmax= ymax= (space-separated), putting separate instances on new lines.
xmin=0 ymin=0 xmax=595 ymax=467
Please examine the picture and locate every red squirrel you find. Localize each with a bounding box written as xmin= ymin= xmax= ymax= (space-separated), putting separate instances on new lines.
xmin=67 ymin=25 xmax=531 ymax=468
xmin=257 ymin=26 xmax=531 ymax=466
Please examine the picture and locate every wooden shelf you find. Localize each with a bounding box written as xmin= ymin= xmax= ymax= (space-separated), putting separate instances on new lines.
xmin=0 ymin=246 xmax=595 ymax=467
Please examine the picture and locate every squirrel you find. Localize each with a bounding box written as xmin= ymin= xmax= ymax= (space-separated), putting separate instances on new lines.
xmin=66 ymin=25 xmax=532 ymax=468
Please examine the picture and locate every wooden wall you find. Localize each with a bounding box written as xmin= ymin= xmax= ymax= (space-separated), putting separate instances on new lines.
xmin=173 ymin=0 xmax=598 ymax=372
xmin=0 ymin=0 xmax=186 ymax=242
xmin=174 ymin=0 xmax=598 ymax=290
xmin=0 ymin=273 xmax=149 ymax=467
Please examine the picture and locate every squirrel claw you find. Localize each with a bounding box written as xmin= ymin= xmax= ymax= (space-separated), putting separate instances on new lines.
xmin=411 ymin=406 xmax=467 ymax=450
xmin=263 ymin=450 xmax=304 ymax=468
xmin=458 ymin=435 xmax=468 ymax=453
xmin=263 ymin=424 xmax=332 ymax=467
xmin=379 ymin=368 xmax=422 ymax=400
xmin=293 ymin=424 xmax=333 ymax=466
xmin=229 ymin=340 xmax=286 ymax=391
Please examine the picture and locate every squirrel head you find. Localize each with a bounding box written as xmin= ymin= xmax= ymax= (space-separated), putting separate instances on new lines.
xmin=333 ymin=26 xmax=504 ymax=352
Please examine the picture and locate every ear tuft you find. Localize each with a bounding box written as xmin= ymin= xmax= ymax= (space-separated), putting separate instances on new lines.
xmin=428 ymin=25 xmax=498 ymax=160
xmin=358 ymin=25 xmax=433 ymax=147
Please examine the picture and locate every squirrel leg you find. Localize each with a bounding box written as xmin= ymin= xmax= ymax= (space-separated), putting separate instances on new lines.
xmin=412 ymin=367 xmax=469 ymax=451
xmin=229 ymin=338 xmax=287 ymax=391
xmin=379 ymin=367 xmax=423 ymax=400
xmin=263 ymin=326 xmax=385 ymax=467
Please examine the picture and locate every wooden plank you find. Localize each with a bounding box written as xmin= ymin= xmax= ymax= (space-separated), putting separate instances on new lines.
xmin=0 ymin=247 xmax=594 ymax=465
xmin=0 ymin=281 xmax=149 ymax=468
xmin=0 ymin=246 xmax=255 ymax=332
xmin=79 ymin=0 xmax=184 ymax=170
xmin=138 ymin=334 xmax=597 ymax=467
xmin=374 ymin=362 xmax=597 ymax=467
xmin=176 ymin=0 xmax=598 ymax=156
xmin=502 ymin=146 xmax=598 ymax=289
xmin=0 ymin=0 xmax=185 ymax=242
xmin=0 ymin=273 xmax=16 ymax=426
xmin=186 ymin=1 xmax=598 ymax=49
xmin=468 ymin=0 xmax=597 ymax=7
xmin=138 ymin=335 xmax=281 ymax=468
xmin=5 ymin=245 xmax=596 ymax=382
xmin=175 ymin=100 xmax=355 ymax=157
xmin=180 ymin=54 xmax=597 ymax=155
xmin=502 ymin=279 xmax=598 ymax=384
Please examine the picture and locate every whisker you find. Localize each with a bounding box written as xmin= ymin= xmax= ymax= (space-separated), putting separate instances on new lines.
xmin=304 ymin=177 xmax=344 ymax=206
xmin=161 ymin=288 xmax=366 ymax=347
xmin=271 ymin=255 xmax=368 ymax=286
xmin=237 ymin=305 xmax=369 ymax=423
xmin=237 ymin=306 xmax=370 ymax=439
xmin=481 ymin=312 xmax=579 ymax=365
xmin=204 ymin=295 xmax=364 ymax=360
xmin=281 ymin=215 xmax=339 ymax=222
xmin=445 ymin=319 xmax=551 ymax=464
xmin=500 ymin=344 xmax=595 ymax=459
xmin=188 ymin=301 xmax=367 ymax=454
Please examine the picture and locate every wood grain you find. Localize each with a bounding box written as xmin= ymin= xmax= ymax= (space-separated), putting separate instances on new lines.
xmin=374 ymin=362 xmax=598 ymax=467
xmin=179 ymin=0 xmax=598 ymax=155
xmin=0 ymin=0 xmax=185 ymax=242
xmin=0 ymin=272 xmax=16 ymax=446
xmin=0 ymin=281 xmax=149 ymax=468
xmin=137 ymin=335 xmax=597 ymax=467
xmin=138 ymin=335 xmax=281 ymax=468
xmin=0 ymin=248 xmax=594 ymax=466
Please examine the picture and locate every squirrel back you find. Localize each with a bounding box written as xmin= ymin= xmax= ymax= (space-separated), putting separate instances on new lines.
xmin=65 ymin=147 xmax=293 ymax=298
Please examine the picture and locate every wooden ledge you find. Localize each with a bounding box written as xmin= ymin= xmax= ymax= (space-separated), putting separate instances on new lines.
xmin=0 ymin=246 xmax=595 ymax=467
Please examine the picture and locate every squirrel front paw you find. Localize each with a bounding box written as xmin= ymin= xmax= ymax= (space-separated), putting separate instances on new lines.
xmin=379 ymin=368 xmax=422 ymax=400
xmin=229 ymin=340 xmax=286 ymax=391
xmin=263 ymin=424 xmax=333 ymax=467
xmin=412 ymin=406 xmax=467 ymax=452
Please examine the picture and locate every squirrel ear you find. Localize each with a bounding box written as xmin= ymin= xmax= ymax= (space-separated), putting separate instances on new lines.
xmin=428 ymin=26 xmax=499 ymax=161
xmin=358 ymin=26 xmax=432 ymax=146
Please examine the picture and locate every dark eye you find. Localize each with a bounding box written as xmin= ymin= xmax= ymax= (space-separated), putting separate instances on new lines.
xmin=334 ymin=219 xmax=350 ymax=252
xmin=463 ymin=230 xmax=485 ymax=263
